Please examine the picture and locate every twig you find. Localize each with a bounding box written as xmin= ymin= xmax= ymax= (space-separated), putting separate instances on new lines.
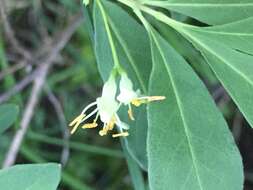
xmin=2 ymin=63 xmax=49 ymax=167
xmin=0 ymin=13 xmax=83 ymax=104
xmin=0 ymin=0 xmax=32 ymax=60
xmin=44 ymin=85 xmax=70 ymax=167
xmin=0 ymin=61 xmax=26 ymax=81
xmin=2 ymin=13 xmax=83 ymax=168
xmin=0 ymin=68 xmax=39 ymax=104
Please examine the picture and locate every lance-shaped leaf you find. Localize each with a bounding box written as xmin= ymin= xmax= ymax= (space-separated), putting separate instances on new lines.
xmin=0 ymin=163 xmax=61 ymax=190
xmin=0 ymin=104 xmax=19 ymax=134
xmin=148 ymin=29 xmax=243 ymax=190
xmin=143 ymin=0 xmax=253 ymax=25
xmin=187 ymin=17 xmax=253 ymax=55
xmin=93 ymin=0 xmax=151 ymax=169
xmin=179 ymin=27 xmax=253 ymax=128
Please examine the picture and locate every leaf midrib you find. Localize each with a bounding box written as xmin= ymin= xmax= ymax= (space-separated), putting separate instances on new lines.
xmin=151 ymin=31 xmax=204 ymax=190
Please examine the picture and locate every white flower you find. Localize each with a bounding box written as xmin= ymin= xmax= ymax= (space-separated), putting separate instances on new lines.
xmin=117 ymin=73 xmax=166 ymax=120
xmin=96 ymin=75 xmax=119 ymax=123
xmin=69 ymin=74 xmax=129 ymax=138
xmin=117 ymin=73 xmax=139 ymax=104
xmin=69 ymin=71 xmax=166 ymax=138
xmin=83 ymin=0 xmax=89 ymax=6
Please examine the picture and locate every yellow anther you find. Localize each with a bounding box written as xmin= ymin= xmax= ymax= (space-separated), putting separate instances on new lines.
xmin=82 ymin=122 xmax=98 ymax=129
xmin=69 ymin=114 xmax=85 ymax=126
xmin=131 ymin=99 xmax=145 ymax=107
xmin=99 ymin=129 xmax=107 ymax=136
xmin=107 ymin=116 xmax=116 ymax=130
xmin=147 ymin=96 xmax=166 ymax=102
xmin=69 ymin=114 xmax=86 ymax=134
xmin=131 ymin=96 xmax=166 ymax=107
xmin=112 ymin=132 xmax=129 ymax=138
xmin=128 ymin=108 xmax=135 ymax=121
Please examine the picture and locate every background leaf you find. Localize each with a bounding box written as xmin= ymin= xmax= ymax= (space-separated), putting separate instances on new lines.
xmin=149 ymin=19 xmax=218 ymax=84
xmin=0 ymin=163 xmax=61 ymax=190
xmin=148 ymin=29 xmax=243 ymax=190
xmin=179 ymin=26 xmax=253 ymax=128
xmin=187 ymin=18 xmax=253 ymax=55
xmin=143 ymin=0 xmax=253 ymax=25
xmin=0 ymin=104 xmax=19 ymax=134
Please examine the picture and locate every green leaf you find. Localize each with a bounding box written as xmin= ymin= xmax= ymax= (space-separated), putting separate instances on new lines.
xmin=0 ymin=163 xmax=61 ymax=190
xmin=148 ymin=29 xmax=243 ymax=190
xmin=150 ymin=19 xmax=218 ymax=84
xmin=0 ymin=104 xmax=19 ymax=134
xmin=120 ymin=106 xmax=148 ymax=169
xmin=121 ymin=139 xmax=146 ymax=190
xmin=82 ymin=2 xmax=94 ymax=45
xmin=93 ymin=0 xmax=151 ymax=169
xmin=179 ymin=27 xmax=253 ymax=128
xmin=143 ymin=0 xmax=253 ymax=25
xmin=187 ymin=17 xmax=253 ymax=55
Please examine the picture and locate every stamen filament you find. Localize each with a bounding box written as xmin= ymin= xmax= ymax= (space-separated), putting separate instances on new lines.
xmin=147 ymin=96 xmax=166 ymax=101
xmin=112 ymin=132 xmax=129 ymax=138
xmin=131 ymin=96 xmax=166 ymax=106
xmin=99 ymin=124 xmax=108 ymax=136
xmin=69 ymin=114 xmax=85 ymax=126
xmin=81 ymin=108 xmax=99 ymax=123
xmin=81 ymin=101 xmax=97 ymax=115
xmin=108 ymin=116 xmax=116 ymax=130
xmin=69 ymin=114 xmax=86 ymax=134
xmin=128 ymin=104 xmax=135 ymax=120
xmin=94 ymin=112 xmax=100 ymax=123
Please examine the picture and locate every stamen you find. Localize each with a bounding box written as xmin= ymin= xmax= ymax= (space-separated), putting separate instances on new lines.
xmin=99 ymin=129 xmax=107 ymax=136
xmin=93 ymin=112 xmax=99 ymax=123
xmin=108 ymin=116 xmax=116 ymax=130
xmin=128 ymin=104 xmax=135 ymax=121
xmin=82 ymin=122 xmax=98 ymax=129
xmin=69 ymin=114 xmax=85 ymax=126
xmin=69 ymin=114 xmax=86 ymax=134
xmin=112 ymin=132 xmax=129 ymax=138
xmin=147 ymin=96 xmax=166 ymax=102
xmin=98 ymin=124 xmax=108 ymax=136
xmin=131 ymin=96 xmax=166 ymax=106
xmin=131 ymin=99 xmax=146 ymax=107
xmin=81 ymin=108 xmax=98 ymax=123
xmin=81 ymin=101 xmax=97 ymax=115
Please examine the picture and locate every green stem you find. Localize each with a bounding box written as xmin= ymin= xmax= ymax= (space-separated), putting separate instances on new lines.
xmin=117 ymin=0 xmax=195 ymax=30
xmin=96 ymin=0 xmax=123 ymax=72
xmin=27 ymin=131 xmax=124 ymax=158
xmin=0 ymin=32 xmax=23 ymax=105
